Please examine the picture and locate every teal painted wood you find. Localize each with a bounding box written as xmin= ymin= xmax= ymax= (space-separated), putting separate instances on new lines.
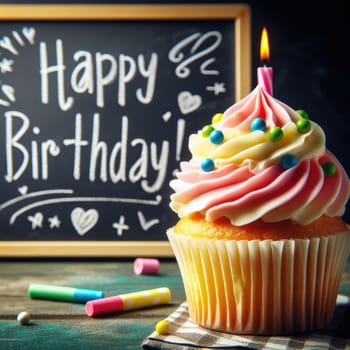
xmin=0 ymin=317 xmax=156 ymax=350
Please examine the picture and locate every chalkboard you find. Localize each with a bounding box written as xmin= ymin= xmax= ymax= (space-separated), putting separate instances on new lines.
xmin=0 ymin=4 xmax=251 ymax=257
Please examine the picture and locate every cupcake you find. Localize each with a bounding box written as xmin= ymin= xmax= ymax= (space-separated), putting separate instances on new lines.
xmin=167 ymin=83 xmax=350 ymax=335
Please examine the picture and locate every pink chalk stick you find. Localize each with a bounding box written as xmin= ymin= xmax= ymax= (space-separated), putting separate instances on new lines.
xmin=85 ymin=295 xmax=124 ymax=317
xmin=133 ymin=258 xmax=159 ymax=275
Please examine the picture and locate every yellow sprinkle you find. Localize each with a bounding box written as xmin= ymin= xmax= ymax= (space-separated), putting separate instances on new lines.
xmin=212 ymin=113 xmax=223 ymax=124
xmin=155 ymin=319 xmax=170 ymax=335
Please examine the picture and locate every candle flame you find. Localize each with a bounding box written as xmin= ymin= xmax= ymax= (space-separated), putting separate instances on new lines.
xmin=260 ymin=27 xmax=270 ymax=62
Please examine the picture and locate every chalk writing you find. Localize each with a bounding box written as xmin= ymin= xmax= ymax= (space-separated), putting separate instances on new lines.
xmin=0 ymin=22 xmax=233 ymax=240
xmin=40 ymin=40 xmax=158 ymax=110
xmin=4 ymin=112 xmax=169 ymax=191
xmin=137 ymin=211 xmax=160 ymax=231
xmin=168 ymin=31 xmax=222 ymax=78
xmin=0 ymin=189 xmax=74 ymax=210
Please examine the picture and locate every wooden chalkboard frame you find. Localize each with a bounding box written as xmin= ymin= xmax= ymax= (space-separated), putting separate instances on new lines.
xmin=0 ymin=4 xmax=251 ymax=257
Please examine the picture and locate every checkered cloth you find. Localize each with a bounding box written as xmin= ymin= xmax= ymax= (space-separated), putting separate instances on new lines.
xmin=142 ymin=295 xmax=350 ymax=349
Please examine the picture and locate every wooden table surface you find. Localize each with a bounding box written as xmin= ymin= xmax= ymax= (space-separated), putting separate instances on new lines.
xmin=0 ymin=258 xmax=349 ymax=350
xmin=0 ymin=259 xmax=185 ymax=350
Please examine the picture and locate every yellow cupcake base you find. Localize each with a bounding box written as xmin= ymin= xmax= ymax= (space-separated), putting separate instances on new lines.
xmin=167 ymin=228 xmax=350 ymax=335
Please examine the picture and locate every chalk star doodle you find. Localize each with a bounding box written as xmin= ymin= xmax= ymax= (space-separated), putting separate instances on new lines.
xmin=206 ymin=82 xmax=226 ymax=96
xmin=48 ymin=215 xmax=61 ymax=229
xmin=112 ymin=215 xmax=129 ymax=236
xmin=27 ymin=212 xmax=44 ymax=230
xmin=0 ymin=58 xmax=14 ymax=73
xmin=137 ymin=211 xmax=160 ymax=231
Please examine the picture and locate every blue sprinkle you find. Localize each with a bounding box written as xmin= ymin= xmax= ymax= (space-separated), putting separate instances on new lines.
xmin=281 ymin=154 xmax=298 ymax=170
xmin=201 ymin=158 xmax=215 ymax=172
xmin=251 ymin=118 xmax=266 ymax=132
xmin=209 ymin=130 xmax=224 ymax=144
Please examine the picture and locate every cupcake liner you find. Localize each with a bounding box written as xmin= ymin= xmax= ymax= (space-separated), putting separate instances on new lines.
xmin=167 ymin=228 xmax=350 ymax=335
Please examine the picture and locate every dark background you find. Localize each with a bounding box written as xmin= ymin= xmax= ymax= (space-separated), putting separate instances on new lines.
xmin=1 ymin=0 xmax=349 ymax=224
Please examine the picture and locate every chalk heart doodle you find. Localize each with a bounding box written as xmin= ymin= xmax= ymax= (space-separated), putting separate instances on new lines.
xmin=71 ymin=207 xmax=99 ymax=236
xmin=22 ymin=27 xmax=36 ymax=44
xmin=178 ymin=91 xmax=202 ymax=115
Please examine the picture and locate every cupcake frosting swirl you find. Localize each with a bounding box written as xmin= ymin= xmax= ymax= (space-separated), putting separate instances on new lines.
xmin=170 ymin=86 xmax=350 ymax=225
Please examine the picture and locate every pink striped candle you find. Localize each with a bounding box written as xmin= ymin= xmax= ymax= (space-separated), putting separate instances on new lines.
xmin=258 ymin=66 xmax=273 ymax=95
xmin=258 ymin=27 xmax=273 ymax=95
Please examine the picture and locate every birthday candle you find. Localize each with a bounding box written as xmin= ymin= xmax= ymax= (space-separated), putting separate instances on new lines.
xmin=257 ymin=27 xmax=273 ymax=95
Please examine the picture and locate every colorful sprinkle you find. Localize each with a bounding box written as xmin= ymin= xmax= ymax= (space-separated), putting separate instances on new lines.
xmin=202 ymin=125 xmax=215 ymax=138
xmin=155 ymin=319 xmax=170 ymax=335
xmin=296 ymin=118 xmax=311 ymax=133
xmin=296 ymin=109 xmax=309 ymax=119
xmin=269 ymin=126 xmax=284 ymax=142
xmin=281 ymin=154 xmax=298 ymax=169
xmin=251 ymin=118 xmax=266 ymax=132
xmin=321 ymin=161 xmax=337 ymax=177
xmin=212 ymin=113 xmax=223 ymax=124
xmin=201 ymin=158 xmax=214 ymax=172
xmin=209 ymin=130 xmax=224 ymax=144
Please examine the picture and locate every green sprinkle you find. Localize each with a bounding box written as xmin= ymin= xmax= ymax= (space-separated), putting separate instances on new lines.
xmin=268 ymin=126 xmax=284 ymax=141
xmin=202 ymin=125 xmax=215 ymax=137
xmin=321 ymin=161 xmax=337 ymax=177
xmin=296 ymin=109 xmax=309 ymax=119
xmin=296 ymin=118 xmax=311 ymax=133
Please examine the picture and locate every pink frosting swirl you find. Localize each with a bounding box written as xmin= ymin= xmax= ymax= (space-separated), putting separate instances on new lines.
xmin=170 ymin=86 xmax=350 ymax=225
